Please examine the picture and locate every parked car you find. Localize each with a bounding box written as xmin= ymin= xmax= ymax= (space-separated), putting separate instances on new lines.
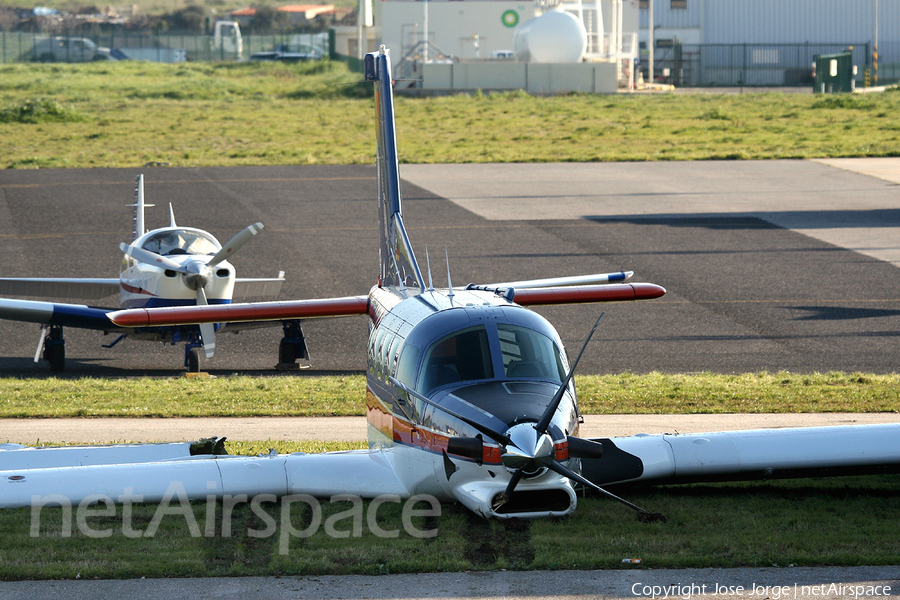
xmin=249 ymin=44 xmax=323 ymax=62
xmin=33 ymin=36 xmax=115 ymax=62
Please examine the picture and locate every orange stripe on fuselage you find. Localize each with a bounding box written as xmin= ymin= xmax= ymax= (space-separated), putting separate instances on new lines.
xmin=378 ymin=408 xmax=503 ymax=465
xmin=366 ymin=387 xmax=393 ymax=441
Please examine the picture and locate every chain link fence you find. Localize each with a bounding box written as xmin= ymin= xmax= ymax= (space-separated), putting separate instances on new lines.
xmin=0 ymin=30 xmax=330 ymax=63
xmin=652 ymin=43 xmax=897 ymax=87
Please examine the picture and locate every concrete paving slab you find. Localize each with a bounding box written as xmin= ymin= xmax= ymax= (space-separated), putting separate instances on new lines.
xmin=402 ymin=160 xmax=900 ymax=267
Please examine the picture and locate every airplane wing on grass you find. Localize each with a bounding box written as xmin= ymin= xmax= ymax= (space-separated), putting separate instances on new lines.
xmin=582 ymin=423 xmax=900 ymax=487
xmin=0 ymin=444 xmax=408 ymax=509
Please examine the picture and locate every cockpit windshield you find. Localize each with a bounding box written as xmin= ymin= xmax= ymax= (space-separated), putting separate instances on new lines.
xmin=416 ymin=321 xmax=567 ymax=394
xmin=141 ymin=230 xmax=220 ymax=257
xmin=419 ymin=326 xmax=493 ymax=394
xmin=498 ymin=323 xmax=566 ymax=383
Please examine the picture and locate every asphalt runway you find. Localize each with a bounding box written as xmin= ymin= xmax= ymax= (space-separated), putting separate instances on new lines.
xmin=1 ymin=160 xmax=899 ymax=376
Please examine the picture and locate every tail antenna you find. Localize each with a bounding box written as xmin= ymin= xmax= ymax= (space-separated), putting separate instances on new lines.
xmin=390 ymin=252 xmax=407 ymax=292
xmin=168 ymin=203 xmax=177 ymax=228
xmin=425 ymin=247 xmax=434 ymax=292
xmin=445 ymin=250 xmax=454 ymax=299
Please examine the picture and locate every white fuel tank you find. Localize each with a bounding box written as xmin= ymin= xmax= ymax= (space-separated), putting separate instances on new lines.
xmin=513 ymin=10 xmax=587 ymax=63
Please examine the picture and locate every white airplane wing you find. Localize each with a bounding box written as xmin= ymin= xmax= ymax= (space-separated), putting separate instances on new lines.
xmin=0 ymin=278 xmax=120 ymax=300
xmin=232 ymin=276 xmax=285 ymax=298
xmin=0 ymin=443 xmax=408 ymax=509
xmin=582 ymin=423 xmax=900 ymax=487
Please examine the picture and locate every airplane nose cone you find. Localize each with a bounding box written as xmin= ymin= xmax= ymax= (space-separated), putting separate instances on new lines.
xmin=501 ymin=422 xmax=555 ymax=477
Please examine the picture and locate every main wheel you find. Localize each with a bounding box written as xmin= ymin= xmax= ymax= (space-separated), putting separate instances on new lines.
xmin=187 ymin=347 xmax=201 ymax=373
xmin=45 ymin=343 xmax=65 ymax=372
xmin=279 ymin=339 xmax=297 ymax=364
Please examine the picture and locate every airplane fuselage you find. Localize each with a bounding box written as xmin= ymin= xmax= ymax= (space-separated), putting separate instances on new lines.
xmin=120 ymin=226 xmax=236 ymax=309
xmin=364 ymin=284 xmax=582 ymax=518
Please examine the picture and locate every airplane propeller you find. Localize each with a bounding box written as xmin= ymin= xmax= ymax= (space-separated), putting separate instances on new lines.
xmin=119 ymin=222 xmax=264 ymax=358
xmin=391 ymin=313 xmax=665 ymax=522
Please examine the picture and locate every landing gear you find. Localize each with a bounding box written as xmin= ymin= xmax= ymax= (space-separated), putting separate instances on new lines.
xmin=184 ymin=332 xmax=204 ymax=373
xmin=187 ymin=346 xmax=202 ymax=373
xmin=277 ymin=321 xmax=310 ymax=370
xmin=42 ymin=325 xmax=65 ymax=372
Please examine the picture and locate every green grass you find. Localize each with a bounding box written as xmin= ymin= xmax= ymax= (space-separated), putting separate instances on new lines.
xmin=0 ymin=371 xmax=896 ymax=419
xmin=1 ymin=61 xmax=900 ymax=169
xmin=3 ymin=475 xmax=897 ymax=579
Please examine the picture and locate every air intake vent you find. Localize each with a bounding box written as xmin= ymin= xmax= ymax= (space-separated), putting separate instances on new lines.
xmin=492 ymin=489 xmax=572 ymax=515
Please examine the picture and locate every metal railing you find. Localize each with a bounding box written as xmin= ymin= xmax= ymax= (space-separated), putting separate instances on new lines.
xmin=0 ymin=30 xmax=330 ymax=63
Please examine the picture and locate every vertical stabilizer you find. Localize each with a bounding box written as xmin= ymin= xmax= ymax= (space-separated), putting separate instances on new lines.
xmin=132 ymin=175 xmax=145 ymax=242
xmin=365 ymin=47 xmax=425 ymax=290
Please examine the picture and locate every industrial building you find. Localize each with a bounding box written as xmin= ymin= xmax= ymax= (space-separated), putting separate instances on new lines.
xmin=342 ymin=0 xmax=898 ymax=91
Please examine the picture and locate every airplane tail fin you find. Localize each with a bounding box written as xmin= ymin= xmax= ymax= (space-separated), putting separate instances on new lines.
xmin=131 ymin=175 xmax=145 ymax=242
xmin=129 ymin=174 xmax=154 ymax=242
xmin=365 ymin=47 xmax=424 ymax=290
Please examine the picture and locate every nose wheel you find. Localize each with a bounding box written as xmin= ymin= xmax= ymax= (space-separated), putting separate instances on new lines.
xmin=41 ymin=325 xmax=66 ymax=372
xmin=277 ymin=321 xmax=310 ymax=370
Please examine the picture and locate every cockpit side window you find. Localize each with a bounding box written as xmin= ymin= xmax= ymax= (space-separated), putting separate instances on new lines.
xmin=395 ymin=344 xmax=420 ymax=386
xmin=419 ymin=326 xmax=493 ymax=394
xmin=498 ymin=324 xmax=566 ymax=383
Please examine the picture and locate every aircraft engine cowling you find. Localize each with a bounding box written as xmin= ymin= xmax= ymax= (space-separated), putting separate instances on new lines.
xmin=452 ymin=477 xmax=577 ymax=519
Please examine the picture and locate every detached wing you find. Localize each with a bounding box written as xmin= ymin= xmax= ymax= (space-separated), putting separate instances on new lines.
xmin=0 ymin=278 xmax=120 ymax=300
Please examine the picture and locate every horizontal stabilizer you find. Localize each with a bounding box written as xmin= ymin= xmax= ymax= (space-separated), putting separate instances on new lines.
xmin=510 ymin=283 xmax=665 ymax=306
xmin=0 ymin=278 xmax=120 ymax=300
xmin=484 ymin=271 xmax=633 ymax=290
xmin=109 ymin=295 xmax=370 ymax=327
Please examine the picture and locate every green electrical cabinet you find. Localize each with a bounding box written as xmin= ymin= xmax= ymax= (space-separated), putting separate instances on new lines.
xmin=814 ymin=51 xmax=854 ymax=93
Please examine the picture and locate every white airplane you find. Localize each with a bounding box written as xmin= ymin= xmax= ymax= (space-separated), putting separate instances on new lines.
xmin=0 ymin=176 xmax=300 ymax=372
xmin=1 ymin=47 xmax=898 ymax=519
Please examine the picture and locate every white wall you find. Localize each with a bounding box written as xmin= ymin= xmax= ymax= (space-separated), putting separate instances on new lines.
xmin=378 ymin=1 xmax=542 ymax=60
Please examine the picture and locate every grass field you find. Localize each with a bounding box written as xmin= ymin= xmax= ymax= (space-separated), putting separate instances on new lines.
xmin=1 ymin=61 xmax=900 ymax=169
xmin=1 ymin=371 xmax=898 ymax=578
xmin=0 ymin=371 xmax=898 ymax=418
